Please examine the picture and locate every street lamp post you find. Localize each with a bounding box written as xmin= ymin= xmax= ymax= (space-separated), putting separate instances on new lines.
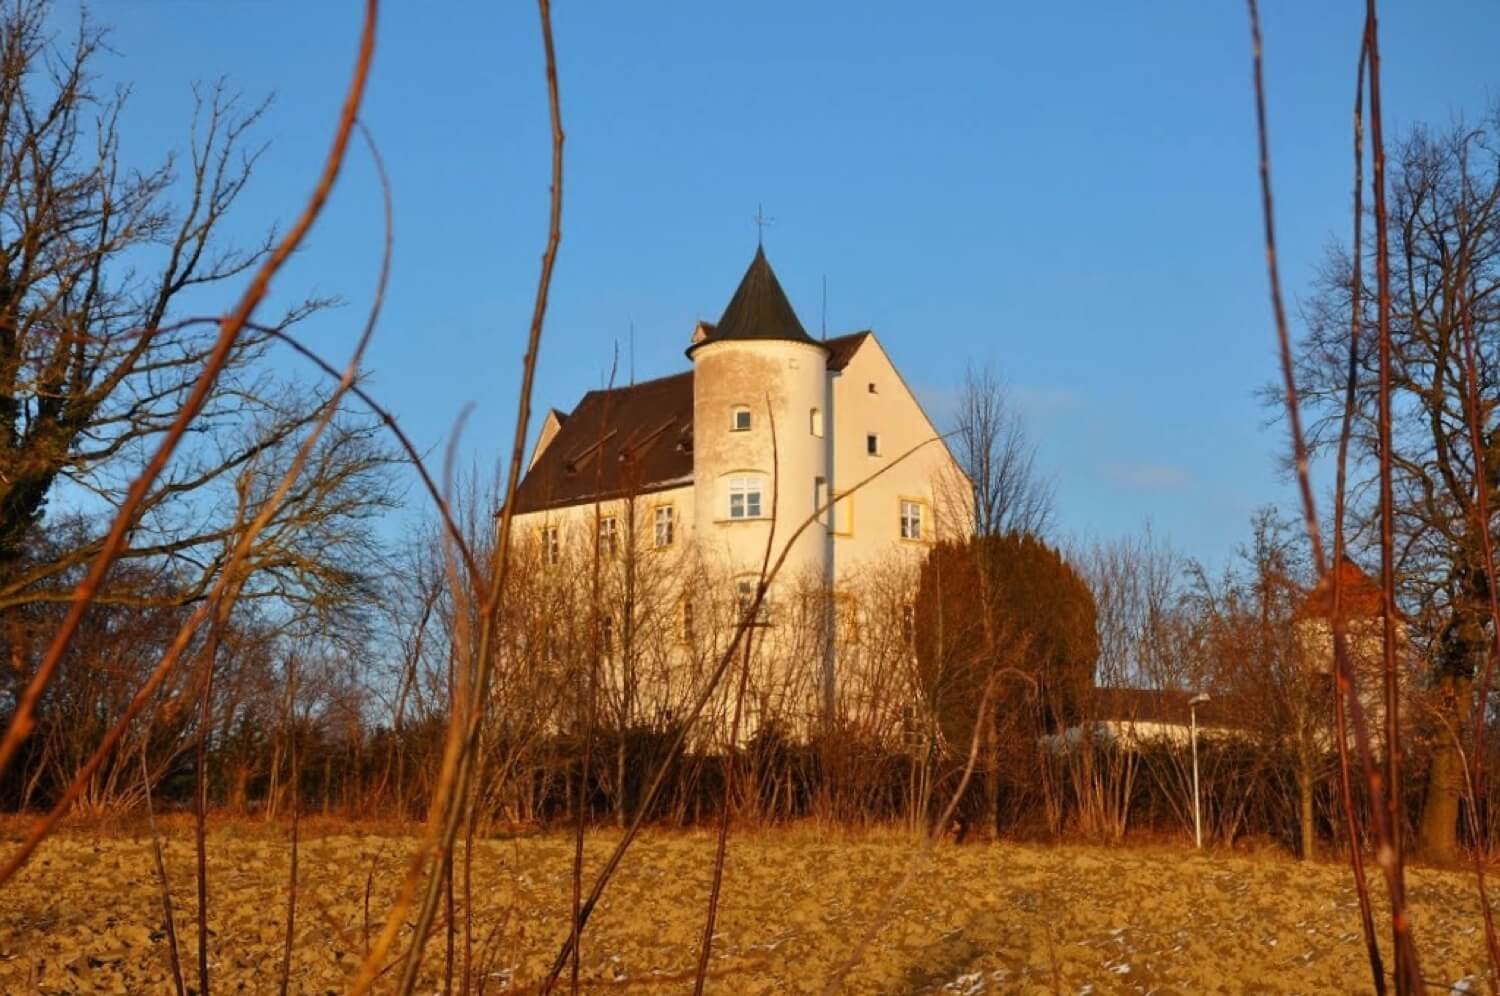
xmin=1190 ymin=692 xmax=1210 ymax=849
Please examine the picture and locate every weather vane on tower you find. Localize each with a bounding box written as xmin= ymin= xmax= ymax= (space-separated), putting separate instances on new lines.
xmin=753 ymin=202 xmax=775 ymax=247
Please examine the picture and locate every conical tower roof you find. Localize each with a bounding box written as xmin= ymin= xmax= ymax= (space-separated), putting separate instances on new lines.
xmin=688 ymin=246 xmax=825 ymax=356
xmin=1296 ymin=556 xmax=1394 ymax=622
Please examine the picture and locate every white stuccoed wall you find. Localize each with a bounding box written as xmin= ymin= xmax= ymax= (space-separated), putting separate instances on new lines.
xmin=827 ymin=334 xmax=968 ymax=583
xmin=689 ymin=336 xmax=831 ymax=590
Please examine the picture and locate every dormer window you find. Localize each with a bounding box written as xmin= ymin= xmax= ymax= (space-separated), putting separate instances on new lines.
xmin=730 ymin=406 xmax=752 ymax=432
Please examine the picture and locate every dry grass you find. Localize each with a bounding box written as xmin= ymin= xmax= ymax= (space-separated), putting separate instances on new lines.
xmin=0 ymin=825 xmax=1492 ymax=993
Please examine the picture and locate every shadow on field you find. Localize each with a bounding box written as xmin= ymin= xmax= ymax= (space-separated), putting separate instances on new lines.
xmin=891 ymin=910 xmax=1009 ymax=994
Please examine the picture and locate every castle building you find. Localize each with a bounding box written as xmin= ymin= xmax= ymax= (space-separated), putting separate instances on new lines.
xmin=508 ymin=247 xmax=967 ymax=731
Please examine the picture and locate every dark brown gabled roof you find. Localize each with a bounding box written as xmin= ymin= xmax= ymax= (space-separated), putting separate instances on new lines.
xmin=826 ymin=330 xmax=870 ymax=370
xmin=510 ymin=371 xmax=695 ymax=514
xmin=511 ymin=331 xmax=871 ymax=516
xmin=687 ymin=247 xmax=825 ymax=356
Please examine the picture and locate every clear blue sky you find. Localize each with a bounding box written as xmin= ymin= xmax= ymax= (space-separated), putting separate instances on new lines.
xmin=63 ymin=2 xmax=1500 ymax=566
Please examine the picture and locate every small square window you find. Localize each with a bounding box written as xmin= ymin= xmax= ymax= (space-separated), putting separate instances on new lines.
xmin=867 ymin=433 xmax=881 ymax=456
xmin=731 ymin=406 xmax=752 ymax=432
xmin=868 ymin=382 xmax=878 ymax=393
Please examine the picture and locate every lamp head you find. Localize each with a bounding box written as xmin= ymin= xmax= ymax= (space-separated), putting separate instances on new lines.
xmin=1189 ymin=692 xmax=1211 ymax=706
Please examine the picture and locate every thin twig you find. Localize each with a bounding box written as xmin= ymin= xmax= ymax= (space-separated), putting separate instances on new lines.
xmin=359 ymin=1 xmax=564 ymax=989
xmin=567 ymin=350 xmax=619 ymax=996
xmin=192 ymin=597 xmax=231 ymax=996
xmin=140 ymin=739 xmax=186 ymax=996
xmin=692 ymin=398 xmax=780 ymax=995
xmin=278 ymin=655 xmax=301 ymax=996
xmin=1331 ymin=20 xmax=1386 ymax=995
xmin=1363 ymin=2 xmax=1424 ymax=989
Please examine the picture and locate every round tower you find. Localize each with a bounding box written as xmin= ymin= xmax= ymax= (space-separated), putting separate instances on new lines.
xmin=688 ymin=246 xmax=831 ymax=601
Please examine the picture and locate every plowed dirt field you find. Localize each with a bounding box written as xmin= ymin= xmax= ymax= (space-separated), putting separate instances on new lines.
xmin=0 ymin=827 xmax=1489 ymax=993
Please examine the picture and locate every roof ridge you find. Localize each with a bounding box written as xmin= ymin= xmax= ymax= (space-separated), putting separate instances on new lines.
xmin=577 ymin=368 xmax=693 ymax=399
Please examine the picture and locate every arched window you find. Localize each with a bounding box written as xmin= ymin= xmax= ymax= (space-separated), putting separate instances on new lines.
xmin=730 ymin=405 xmax=752 ymax=432
xmin=810 ymin=407 xmax=823 ymax=437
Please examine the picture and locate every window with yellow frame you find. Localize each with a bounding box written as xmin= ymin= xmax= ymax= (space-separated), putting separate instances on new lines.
xmin=830 ymin=490 xmax=855 ymax=536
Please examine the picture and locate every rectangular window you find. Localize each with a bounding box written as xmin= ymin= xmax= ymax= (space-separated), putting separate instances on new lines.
xmin=902 ymin=603 xmax=916 ymax=647
xmin=600 ymin=614 xmax=614 ymax=654
xmin=866 ymin=433 xmax=880 ymax=456
xmin=731 ymin=406 xmax=752 ymax=432
xmin=736 ymin=578 xmax=770 ymax=625
xmin=599 ymin=516 xmax=618 ymax=557
xmin=654 ymin=505 xmax=675 ymax=547
xmin=681 ymin=600 xmax=695 ymax=642
xmin=541 ymin=525 xmax=560 ymax=565
xmin=728 ymin=476 xmax=763 ymax=519
xmin=900 ymin=500 xmax=924 ymax=540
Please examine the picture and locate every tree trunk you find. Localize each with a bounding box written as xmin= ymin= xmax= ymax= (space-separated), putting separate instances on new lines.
xmin=1298 ymin=756 xmax=1315 ymax=861
xmin=1418 ymin=674 xmax=1472 ymax=864
xmin=228 ymin=764 xmax=250 ymax=815
xmin=983 ymin=721 xmax=1000 ymax=840
xmin=615 ymin=735 xmax=627 ymax=828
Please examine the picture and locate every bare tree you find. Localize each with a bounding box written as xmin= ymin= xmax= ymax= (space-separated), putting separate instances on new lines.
xmin=947 ymin=362 xmax=1055 ymax=538
xmin=0 ymin=0 xmax=390 ymax=616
